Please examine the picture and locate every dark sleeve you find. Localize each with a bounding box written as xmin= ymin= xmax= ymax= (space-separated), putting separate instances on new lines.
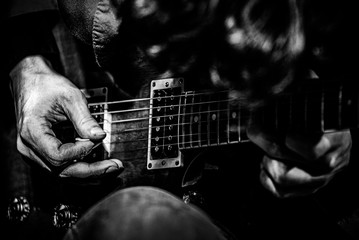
xmin=5 ymin=0 xmax=57 ymax=18
xmin=4 ymin=10 xmax=61 ymax=73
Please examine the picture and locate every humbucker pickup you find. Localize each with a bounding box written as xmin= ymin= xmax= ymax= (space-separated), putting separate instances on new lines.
xmin=147 ymin=78 xmax=184 ymax=170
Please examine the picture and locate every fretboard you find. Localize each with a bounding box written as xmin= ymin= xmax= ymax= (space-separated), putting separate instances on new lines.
xmin=177 ymin=80 xmax=358 ymax=150
xmin=179 ymin=91 xmax=249 ymax=150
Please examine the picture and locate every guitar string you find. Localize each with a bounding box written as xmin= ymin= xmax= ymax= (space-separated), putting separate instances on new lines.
xmin=90 ymin=98 xmax=233 ymax=116
xmin=84 ymin=125 xmax=347 ymax=159
xmin=87 ymin=86 xmax=345 ymax=108
xmin=95 ymin=109 xmax=356 ymax=157
xmin=78 ymin=90 xmax=347 ymax=159
xmin=99 ymin=114 xmax=246 ymax=138
xmin=87 ymin=89 xmax=231 ymax=107
xmin=89 ymin=88 xmax=344 ymax=117
xmin=95 ymin=118 xmax=248 ymax=135
xmin=94 ymin=94 xmax=337 ymax=131
xmin=83 ymin=93 xmax=345 ymax=143
xmin=98 ymin=137 xmax=242 ymax=156
xmin=96 ymin=107 xmax=249 ymax=125
xmin=99 ymin=122 xmax=244 ymax=145
xmin=97 ymin=107 xmax=348 ymax=146
xmin=58 ymin=96 xmax=345 ymax=146
xmin=90 ymin=90 xmax=340 ymax=124
xmin=81 ymin=84 xmax=347 ymax=160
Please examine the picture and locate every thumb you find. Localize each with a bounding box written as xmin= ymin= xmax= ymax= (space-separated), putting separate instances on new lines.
xmin=65 ymin=93 xmax=106 ymax=140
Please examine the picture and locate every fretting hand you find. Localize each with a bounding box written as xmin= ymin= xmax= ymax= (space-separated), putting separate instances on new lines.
xmin=247 ymin=117 xmax=352 ymax=198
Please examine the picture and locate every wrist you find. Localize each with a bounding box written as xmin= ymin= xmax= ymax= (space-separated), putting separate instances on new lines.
xmin=10 ymin=55 xmax=54 ymax=78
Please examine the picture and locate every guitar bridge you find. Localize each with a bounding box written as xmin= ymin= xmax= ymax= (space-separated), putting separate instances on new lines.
xmin=147 ymin=78 xmax=184 ymax=170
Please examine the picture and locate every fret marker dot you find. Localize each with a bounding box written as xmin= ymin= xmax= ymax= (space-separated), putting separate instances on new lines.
xmin=156 ymin=117 xmax=161 ymax=122
xmin=212 ymin=114 xmax=216 ymax=121
xmin=155 ymin=136 xmax=159 ymax=142
xmin=194 ymin=116 xmax=199 ymax=122
xmin=156 ymin=127 xmax=160 ymax=132
xmin=168 ymin=135 xmax=172 ymax=140
xmin=232 ymin=112 xmax=237 ymax=119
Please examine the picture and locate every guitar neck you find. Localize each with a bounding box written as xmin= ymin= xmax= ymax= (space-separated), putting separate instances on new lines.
xmin=177 ymin=80 xmax=359 ymax=150
xmin=178 ymin=90 xmax=250 ymax=150
xmin=81 ymin=78 xmax=358 ymax=171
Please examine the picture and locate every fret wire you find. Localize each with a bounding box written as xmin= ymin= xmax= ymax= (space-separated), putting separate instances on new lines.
xmin=190 ymin=94 xmax=194 ymax=148
xmin=198 ymin=94 xmax=202 ymax=147
xmin=227 ymin=99 xmax=230 ymax=143
xmin=304 ymin=93 xmax=308 ymax=130
xmin=338 ymin=85 xmax=342 ymax=129
xmin=217 ymin=97 xmax=220 ymax=145
xmin=289 ymin=95 xmax=293 ymax=130
xmin=238 ymin=105 xmax=241 ymax=142
xmin=182 ymin=93 xmax=187 ymax=147
xmin=207 ymin=97 xmax=211 ymax=146
xmin=320 ymin=92 xmax=324 ymax=132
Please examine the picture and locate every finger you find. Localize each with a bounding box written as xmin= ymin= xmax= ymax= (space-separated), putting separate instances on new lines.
xmin=285 ymin=130 xmax=352 ymax=161
xmin=63 ymin=91 xmax=106 ymax=141
xmin=261 ymin=156 xmax=330 ymax=191
xmin=259 ymin=170 xmax=318 ymax=198
xmin=21 ymin=118 xmax=95 ymax=166
xmin=58 ymin=159 xmax=124 ymax=178
xmin=322 ymin=143 xmax=351 ymax=172
xmin=247 ymin=123 xmax=303 ymax=163
xmin=17 ymin=135 xmax=52 ymax=171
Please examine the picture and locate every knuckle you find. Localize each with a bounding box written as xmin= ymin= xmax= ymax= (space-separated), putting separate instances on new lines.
xmin=62 ymin=87 xmax=86 ymax=104
xmin=46 ymin=151 xmax=65 ymax=167
xmin=18 ymin=117 xmax=32 ymax=139
xmin=16 ymin=136 xmax=27 ymax=156
xmin=266 ymin=143 xmax=282 ymax=159
xmin=272 ymin=172 xmax=287 ymax=186
xmin=263 ymin=158 xmax=286 ymax=185
xmin=327 ymin=153 xmax=350 ymax=171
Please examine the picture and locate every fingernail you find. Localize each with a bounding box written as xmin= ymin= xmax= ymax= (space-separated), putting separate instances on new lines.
xmin=75 ymin=138 xmax=90 ymax=142
xmin=104 ymin=166 xmax=120 ymax=174
xmin=90 ymin=127 xmax=105 ymax=137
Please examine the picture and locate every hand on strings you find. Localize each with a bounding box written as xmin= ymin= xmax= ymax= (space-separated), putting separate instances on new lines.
xmin=10 ymin=55 xmax=123 ymax=182
xmin=247 ymin=117 xmax=351 ymax=198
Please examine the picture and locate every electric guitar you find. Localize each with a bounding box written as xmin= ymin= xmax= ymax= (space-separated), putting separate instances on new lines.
xmin=55 ymin=77 xmax=358 ymax=191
